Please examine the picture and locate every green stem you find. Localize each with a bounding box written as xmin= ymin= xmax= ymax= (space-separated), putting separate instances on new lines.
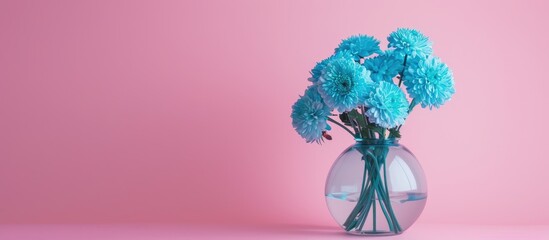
xmin=327 ymin=117 xmax=355 ymax=137
xmin=356 ymin=162 xmax=378 ymax=231
xmin=376 ymin=189 xmax=394 ymax=232
xmin=344 ymin=147 xmax=403 ymax=233
xmin=397 ymin=54 xmax=408 ymax=87
xmin=356 ymin=150 xmax=380 ymax=231
xmin=362 ymin=151 xmax=379 ymax=232
xmin=408 ymin=98 xmax=418 ymax=114
xmin=344 ymin=148 xmax=379 ymax=231
xmin=373 ymin=193 xmax=377 ymax=232
xmin=382 ymin=155 xmax=391 ymax=218
xmin=349 ymin=116 xmax=362 ymax=138
xmin=359 ymin=155 xmax=370 ymax=201
xmin=396 ymin=98 xmax=419 ymax=131
xmin=380 ymin=148 xmax=402 ymax=232
xmin=371 ymin=147 xmax=401 ymax=233
xmin=372 ymin=160 xmax=398 ymax=233
xmin=360 ymin=106 xmax=373 ymax=139
xmin=379 ymin=129 xmax=386 ymax=139
xmin=343 ymin=151 xmax=375 ymax=229
xmin=350 ymin=154 xmax=371 ymax=229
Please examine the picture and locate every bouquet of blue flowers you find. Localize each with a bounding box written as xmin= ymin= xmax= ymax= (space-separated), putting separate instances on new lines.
xmin=291 ymin=28 xmax=455 ymax=234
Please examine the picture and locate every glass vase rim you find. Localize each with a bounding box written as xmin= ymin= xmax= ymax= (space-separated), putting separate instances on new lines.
xmin=354 ymin=138 xmax=400 ymax=145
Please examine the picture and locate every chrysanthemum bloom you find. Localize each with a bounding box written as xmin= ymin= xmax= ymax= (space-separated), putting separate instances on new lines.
xmin=403 ymin=56 xmax=455 ymax=109
xmin=388 ymin=28 xmax=432 ymax=58
xmin=335 ymin=35 xmax=382 ymax=60
xmin=364 ymin=81 xmax=409 ymax=128
xmin=309 ymin=51 xmax=354 ymax=83
xmin=318 ymin=57 xmax=372 ymax=112
xmin=291 ymin=85 xmax=332 ymax=143
xmin=363 ymin=51 xmax=404 ymax=82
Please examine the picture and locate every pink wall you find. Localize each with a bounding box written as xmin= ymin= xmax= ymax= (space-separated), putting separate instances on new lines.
xmin=1 ymin=0 xmax=548 ymax=225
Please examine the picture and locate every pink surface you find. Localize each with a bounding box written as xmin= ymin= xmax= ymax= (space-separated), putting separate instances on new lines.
xmin=1 ymin=224 xmax=548 ymax=240
xmin=1 ymin=0 xmax=549 ymax=228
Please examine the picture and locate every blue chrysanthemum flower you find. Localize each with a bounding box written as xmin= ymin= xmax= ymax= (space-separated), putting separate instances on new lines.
xmin=388 ymin=28 xmax=432 ymax=58
xmin=363 ymin=50 xmax=404 ymax=82
xmin=291 ymin=85 xmax=332 ymax=143
xmin=335 ymin=35 xmax=382 ymax=60
xmin=318 ymin=57 xmax=373 ymax=112
xmin=403 ymin=56 xmax=455 ymax=109
xmin=364 ymin=81 xmax=409 ymax=128
xmin=309 ymin=51 xmax=354 ymax=83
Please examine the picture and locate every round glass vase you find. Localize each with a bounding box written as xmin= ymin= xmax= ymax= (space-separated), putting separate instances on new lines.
xmin=325 ymin=138 xmax=427 ymax=236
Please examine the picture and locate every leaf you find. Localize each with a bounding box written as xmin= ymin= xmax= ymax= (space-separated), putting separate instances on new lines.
xmin=366 ymin=125 xmax=385 ymax=134
xmin=339 ymin=112 xmax=352 ymax=126
xmin=347 ymin=109 xmax=367 ymax=127
xmin=388 ymin=128 xmax=401 ymax=138
xmin=360 ymin=128 xmax=371 ymax=138
xmin=322 ymin=131 xmax=333 ymax=140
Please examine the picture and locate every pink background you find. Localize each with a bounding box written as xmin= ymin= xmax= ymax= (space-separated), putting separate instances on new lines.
xmin=1 ymin=0 xmax=548 ymax=227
